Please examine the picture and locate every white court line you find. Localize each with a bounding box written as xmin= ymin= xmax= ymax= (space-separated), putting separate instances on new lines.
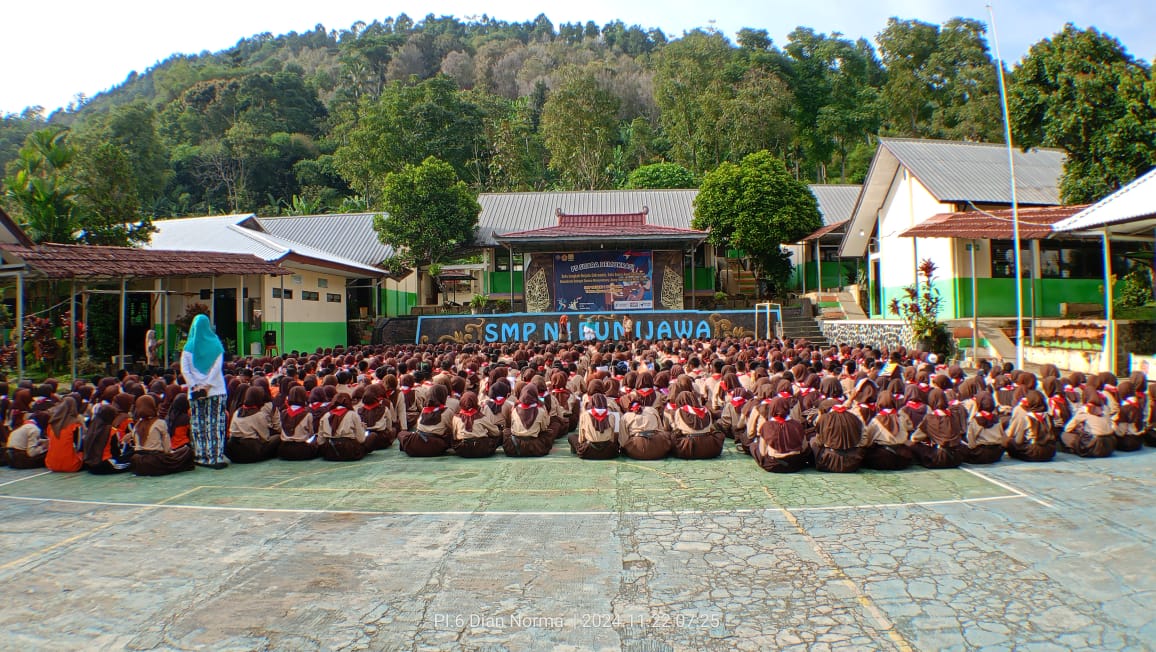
xmin=0 ymin=471 xmax=51 ymax=488
xmin=0 ymin=492 xmax=1029 ymax=517
xmin=960 ymin=466 xmax=1054 ymax=508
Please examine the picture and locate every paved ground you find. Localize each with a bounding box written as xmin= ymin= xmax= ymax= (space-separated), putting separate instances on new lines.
xmin=2 ymin=444 xmax=1154 ymax=651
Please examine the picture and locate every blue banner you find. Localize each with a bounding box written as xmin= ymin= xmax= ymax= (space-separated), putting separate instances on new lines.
xmin=553 ymin=250 xmax=653 ymax=311
xmin=416 ymin=310 xmax=770 ymax=344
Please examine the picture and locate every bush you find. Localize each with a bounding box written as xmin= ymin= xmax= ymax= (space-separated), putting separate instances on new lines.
xmin=1115 ymin=268 xmax=1153 ymax=310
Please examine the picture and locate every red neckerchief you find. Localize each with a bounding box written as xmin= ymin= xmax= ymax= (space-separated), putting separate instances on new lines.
xmin=457 ymin=407 xmax=478 ymax=418
xmin=931 ymin=408 xmax=949 ymax=417
xmin=421 ymin=405 xmax=444 ymax=415
xmin=361 ymin=400 xmax=381 ymax=410
xmin=590 ymin=407 xmax=609 ymax=421
xmin=917 ymin=383 xmax=930 ymax=391
xmin=399 ymin=386 xmax=413 ymax=394
xmin=666 ymin=402 xmax=678 ymax=411
xmin=771 ymin=416 xmax=787 ymax=424
xmin=329 ymin=406 xmax=349 ymax=418
xmin=421 ymin=381 xmax=433 ymax=387
xmin=682 ymin=405 xmax=708 ymax=419
xmin=1124 ymin=396 xmax=1140 ymax=407
xmin=636 ymin=387 xmax=655 ymax=397
xmin=905 ymin=401 xmax=924 ymax=409
xmin=516 ymin=402 xmax=536 ymax=410
xmin=1030 ymin=411 xmax=1047 ymax=422
xmin=799 ymin=387 xmax=815 ymax=395
xmin=978 ymin=410 xmax=995 ymax=420
xmin=858 ymin=402 xmax=876 ymax=411
xmin=309 ymin=402 xmax=326 ymax=410
xmin=286 ymin=405 xmax=307 ymax=417
xmin=1103 ymin=384 xmax=1117 ymax=394
xmin=778 ymin=391 xmax=792 ymax=399
xmin=241 ymin=404 xmax=258 ymax=410
xmin=830 ymin=404 xmax=848 ymax=413
xmin=629 ymin=401 xmax=642 ymax=413
xmin=730 ymin=396 xmax=747 ymax=408
xmin=878 ymin=408 xmax=895 ymax=416
xmin=710 ymin=373 xmax=723 ymax=380
xmin=491 ymin=396 xmax=507 ymax=406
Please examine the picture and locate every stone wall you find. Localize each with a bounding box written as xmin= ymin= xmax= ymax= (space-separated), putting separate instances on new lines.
xmin=818 ymin=319 xmax=911 ymax=349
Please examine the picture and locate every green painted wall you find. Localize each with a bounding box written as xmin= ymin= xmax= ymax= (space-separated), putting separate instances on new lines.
xmin=876 ymin=278 xmax=1121 ymax=319
xmin=684 ymin=266 xmax=713 ymax=291
xmin=791 ymin=261 xmax=861 ymax=292
xmin=488 ymin=272 xmax=523 ymax=296
xmin=157 ymin=321 xmax=348 ymax=360
xmin=381 ymin=287 xmax=418 ymax=317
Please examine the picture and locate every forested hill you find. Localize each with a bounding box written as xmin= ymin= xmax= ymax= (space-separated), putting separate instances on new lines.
xmin=2 ymin=13 xmax=1154 ymax=222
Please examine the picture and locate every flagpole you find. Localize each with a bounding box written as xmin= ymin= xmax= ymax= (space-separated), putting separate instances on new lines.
xmin=987 ymin=4 xmax=1025 ymax=369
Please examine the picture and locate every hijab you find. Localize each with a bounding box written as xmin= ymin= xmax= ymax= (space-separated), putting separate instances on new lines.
xmin=760 ymin=396 xmax=805 ymax=453
xmin=236 ymin=386 xmax=266 ymax=419
xmin=919 ymin=388 xmax=959 ymax=446
xmin=816 ymin=397 xmax=862 ymax=449
xmin=83 ymin=403 xmax=118 ymax=467
xmin=587 ymin=393 xmax=613 ymax=434
xmin=874 ymin=390 xmax=899 ymax=434
xmin=675 ymin=391 xmax=710 ymax=430
xmin=281 ymin=386 xmax=311 ymax=434
xmin=167 ymin=393 xmax=190 ymax=434
xmin=48 ymin=396 xmax=80 ymax=437
xmin=184 ymin=314 xmax=224 ymax=374
xmin=358 ymin=383 xmax=388 ymax=428
xmin=327 ymin=393 xmax=354 ymax=432
xmin=457 ymin=391 xmax=480 ymax=431
xmin=134 ymin=395 xmax=159 ymax=439
xmin=487 ymin=380 xmax=510 ymax=414
xmin=419 ymin=385 xmax=449 ymax=427
xmin=973 ymin=391 xmax=998 ymax=429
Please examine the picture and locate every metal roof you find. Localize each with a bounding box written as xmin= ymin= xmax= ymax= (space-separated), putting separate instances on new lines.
xmin=0 ymin=243 xmax=286 ymax=280
xmin=802 ymin=220 xmax=849 ymax=241
xmin=809 ymin=185 xmax=862 ymax=226
xmin=899 ymin=205 xmax=1087 ymax=240
xmin=147 ymin=214 xmax=385 ymax=278
xmin=880 ymin=138 xmax=1064 ymax=205
xmin=495 ymin=210 xmax=707 ymax=251
xmin=257 ymin=213 xmax=396 ymax=266
xmin=1053 ymin=167 xmax=1156 ymax=236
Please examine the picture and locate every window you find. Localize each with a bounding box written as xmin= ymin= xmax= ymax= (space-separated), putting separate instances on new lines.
xmin=200 ymin=289 xmax=211 ymax=300
xmin=302 ymin=291 xmax=319 ymax=301
xmin=495 ymin=252 xmax=524 ymax=272
xmin=317 ymin=277 xmax=329 ymax=288
xmin=1039 ymin=240 xmax=1102 ymax=279
xmin=326 ymin=293 xmax=342 ymax=303
xmin=990 ymin=240 xmax=1033 ymax=278
xmin=272 ymin=288 xmax=293 ymax=299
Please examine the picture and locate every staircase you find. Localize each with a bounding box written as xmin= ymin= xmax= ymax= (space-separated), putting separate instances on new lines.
xmin=735 ymin=269 xmax=758 ymax=297
xmin=375 ymin=317 xmax=418 ymax=345
xmin=778 ymin=305 xmax=829 ymax=347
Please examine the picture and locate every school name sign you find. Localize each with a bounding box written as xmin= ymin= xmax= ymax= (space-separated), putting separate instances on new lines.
xmin=415 ymin=310 xmax=764 ymax=344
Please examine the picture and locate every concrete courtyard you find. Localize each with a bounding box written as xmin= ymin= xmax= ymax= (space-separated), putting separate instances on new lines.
xmin=1 ymin=444 xmax=1154 ymax=651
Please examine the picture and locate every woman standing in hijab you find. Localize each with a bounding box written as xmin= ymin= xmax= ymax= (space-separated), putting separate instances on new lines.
xmin=910 ymin=388 xmax=965 ymax=469
xmin=44 ymin=397 xmax=85 ymax=473
xmin=131 ymin=395 xmax=195 ymax=475
xmin=861 ymin=390 xmax=913 ymax=470
xmin=1006 ymin=390 xmax=1057 ymax=462
xmin=964 ymin=392 xmax=1006 ymax=464
xmin=502 ymin=385 xmax=554 ymax=457
xmin=181 ymin=314 xmax=228 ymax=469
xmin=452 ymin=391 xmax=503 ymax=458
xmin=399 ymin=384 xmax=454 ymax=457
xmin=752 ymin=397 xmax=808 ymax=473
xmin=570 ymin=393 xmax=620 ymax=460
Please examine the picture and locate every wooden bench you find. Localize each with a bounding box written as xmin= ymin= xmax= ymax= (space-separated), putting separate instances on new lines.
xmin=1060 ymin=303 xmax=1104 ymax=318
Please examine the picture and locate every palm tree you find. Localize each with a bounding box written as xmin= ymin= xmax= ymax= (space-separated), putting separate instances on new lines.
xmin=3 ymin=128 xmax=85 ymax=244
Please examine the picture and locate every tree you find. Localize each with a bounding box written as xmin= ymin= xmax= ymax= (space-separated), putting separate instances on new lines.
xmin=374 ymin=156 xmax=481 ymax=300
xmin=540 ymin=72 xmax=620 ymax=189
xmin=624 ymin=162 xmax=696 ymax=189
xmin=654 ymin=30 xmax=738 ymax=173
xmin=693 ymin=151 xmax=821 ymax=295
xmin=1011 ymin=24 xmax=1156 ymax=203
xmin=72 ymin=142 xmax=154 ymax=245
xmin=3 ymin=128 xmax=84 ymax=244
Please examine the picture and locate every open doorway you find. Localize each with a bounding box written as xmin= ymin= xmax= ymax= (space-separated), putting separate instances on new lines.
xmin=213 ymin=288 xmax=237 ymax=353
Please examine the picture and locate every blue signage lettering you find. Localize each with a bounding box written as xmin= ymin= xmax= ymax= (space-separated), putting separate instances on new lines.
xmin=674 ymin=320 xmax=693 ymax=338
xmin=542 ymin=322 xmax=559 ymax=340
xmin=639 ymin=320 xmax=654 ymax=340
xmin=695 ymin=320 xmax=712 ymax=339
xmin=594 ymin=322 xmax=610 ymax=340
xmin=501 ymin=323 xmax=521 ymax=341
xmin=484 ymin=323 xmax=499 ymax=342
xmin=522 ymin=322 xmax=537 ymax=341
xmin=655 ymin=321 xmax=672 ymax=339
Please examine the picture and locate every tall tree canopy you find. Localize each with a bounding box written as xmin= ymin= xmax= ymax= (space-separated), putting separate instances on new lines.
xmin=374 ymin=156 xmax=480 ymax=271
xmin=692 ymin=150 xmax=821 ymax=292
xmin=540 ymin=72 xmax=620 ymax=189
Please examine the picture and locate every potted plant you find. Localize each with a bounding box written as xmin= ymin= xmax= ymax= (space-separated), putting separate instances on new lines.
xmin=470 ymin=293 xmax=490 ymax=314
xmin=889 ymin=259 xmax=953 ymax=356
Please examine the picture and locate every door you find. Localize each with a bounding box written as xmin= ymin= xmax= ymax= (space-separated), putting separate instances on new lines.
xmin=125 ymin=294 xmax=151 ymax=360
xmin=213 ymin=289 xmax=237 ymax=354
xmin=871 ymin=260 xmax=882 ymax=316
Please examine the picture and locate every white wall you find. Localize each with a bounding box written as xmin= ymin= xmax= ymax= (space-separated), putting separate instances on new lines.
xmin=876 ymin=169 xmax=956 ymax=290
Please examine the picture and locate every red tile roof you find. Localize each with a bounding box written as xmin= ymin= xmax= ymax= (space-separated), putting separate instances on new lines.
xmin=498 ymin=209 xmax=707 ymax=240
xmin=0 ymin=243 xmax=288 ymax=279
xmin=802 ymin=219 xmax=848 ymax=241
xmin=899 ymin=205 xmax=1089 ymax=240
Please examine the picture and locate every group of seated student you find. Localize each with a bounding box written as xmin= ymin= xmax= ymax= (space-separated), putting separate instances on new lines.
xmin=2 ymin=337 xmax=1155 ymax=476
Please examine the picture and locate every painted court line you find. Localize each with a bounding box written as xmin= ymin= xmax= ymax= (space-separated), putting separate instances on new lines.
xmin=0 ymin=491 xmax=1030 ymax=517
xmin=0 ymin=471 xmax=51 ymax=489
xmin=960 ymin=466 xmax=1054 ymax=508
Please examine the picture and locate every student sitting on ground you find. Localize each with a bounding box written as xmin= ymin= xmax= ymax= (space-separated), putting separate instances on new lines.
xmin=452 ymin=391 xmax=503 ymax=458
xmin=131 ymin=395 xmax=194 ymax=476
xmin=861 ymin=390 xmax=913 ymax=470
xmin=964 ymin=392 xmax=1007 ymax=464
xmin=1006 ymin=390 xmax=1057 ymax=462
xmin=910 ymin=388 xmax=964 ymax=469
xmin=1113 ymin=380 xmax=1145 ymax=452
xmin=618 ymin=386 xmax=671 ymax=461
xmin=1061 ymin=392 xmax=1115 ymax=458
xmin=45 ymin=397 xmax=85 ymax=473
xmin=569 ymin=393 xmax=620 ymax=460
xmin=358 ymin=383 xmax=397 ymax=450
xmin=811 ymin=397 xmax=864 ymax=473
xmin=83 ymin=402 xmax=133 ymax=474
xmin=5 ymin=412 xmax=48 ymax=468
xmin=318 ymin=392 xmax=374 ymax=461
xmin=670 ymin=391 xmax=724 ymax=460
xmin=502 ymin=385 xmax=554 ymax=457
xmin=226 ymin=386 xmax=281 ymax=463
xmin=752 ymin=397 xmax=808 ymax=473
xmin=398 ymin=384 xmax=452 ymax=457
xmin=278 ymin=386 xmax=319 ymax=461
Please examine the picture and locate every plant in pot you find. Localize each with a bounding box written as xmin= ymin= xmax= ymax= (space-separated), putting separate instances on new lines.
xmin=470 ymin=293 xmax=490 ymax=314
xmin=888 ymin=259 xmax=954 ymax=357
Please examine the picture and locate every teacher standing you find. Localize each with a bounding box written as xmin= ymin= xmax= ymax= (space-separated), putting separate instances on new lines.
xmin=180 ymin=314 xmax=228 ymax=469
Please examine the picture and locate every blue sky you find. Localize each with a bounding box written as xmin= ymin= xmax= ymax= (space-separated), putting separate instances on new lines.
xmin=2 ymin=0 xmax=1153 ymax=115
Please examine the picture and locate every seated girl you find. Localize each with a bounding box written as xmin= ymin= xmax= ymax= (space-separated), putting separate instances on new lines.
xmin=131 ymin=395 xmax=195 ymax=475
xmin=399 ymin=385 xmax=453 ymax=457
xmin=910 ymin=388 xmax=964 ymax=469
xmin=1061 ymin=392 xmax=1115 ymax=458
xmin=452 ymin=391 xmax=503 ymax=458
xmin=278 ymin=386 xmax=319 ymax=461
xmin=861 ymin=390 xmax=913 ymax=470
xmin=82 ymin=402 xmax=132 ymax=474
xmin=358 ymin=384 xmax=397 ymax=450
xmin=45 ymin=398 xmax=85 ymax=473
xmin=569 ymin=393 xmax=620 ymax=460
xmin=751 ymin=397 xmax=808 ymax=473
xmin=670 ymin=391 xmax=724 ymax=460
xmin=964 ymin=392 xmax=1007 ymax=464
xmin=5 ymin=412 xmax=48 ymax=469
xmin=501 ymin=386 xmax=553 ymax=457
xmin=319 ymin=393 xmax=374 ymax=461
xmin=226 ymin=386 xmax=281 ymax=463
xmin=618 ymin=391 xmax=671 ymax=461
xmin=811 ymin=398 xmax=864 ymax=473
xmin=1006 ymin=390 xmax=1057 ymax=462
xmin=1113 ymin=380 xmax=1145 ymax=452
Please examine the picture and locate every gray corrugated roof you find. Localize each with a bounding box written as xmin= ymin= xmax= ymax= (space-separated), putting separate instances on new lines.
xmin=881 ymin=138 xmax=1065 ymax=205
xmin=1054 ymin=167 xmax=1156 ymax=233
xmin=809 ymin=185 xmax=862 ymax=225
xmin=477 ymin=190 xmax=699 ymax=246
xmin=258 ymin=213 xmax=395 ymax=266
xmin=476 ymin=187 xmax=854 ymax=245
